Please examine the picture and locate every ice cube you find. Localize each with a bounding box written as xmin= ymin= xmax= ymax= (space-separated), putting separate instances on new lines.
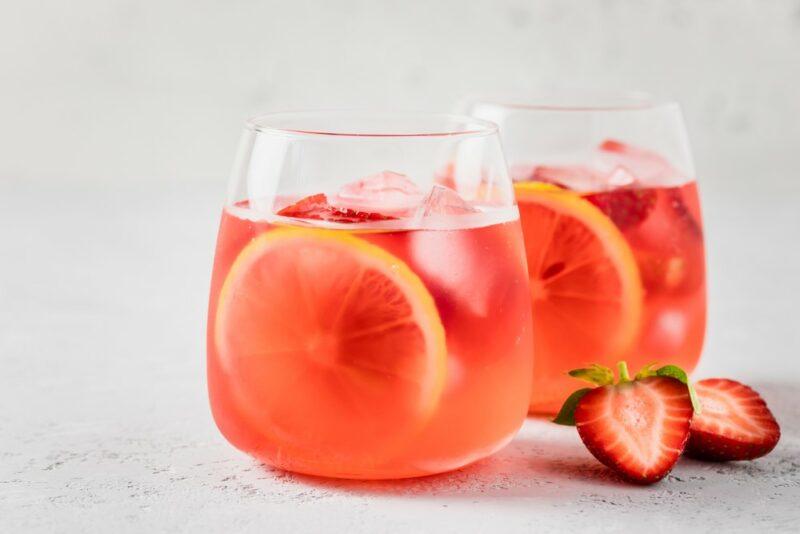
xmin=409 ymin=214 xmax=522 ymax=317
xmin=527 ymin=164 xmax=604 ymax=191
xmin=332 ymin=171 xmax=423 ymax=217
xmin=510 ymin=161 xmax=605 ymax=191
xmin=595 ymin=139 xmax=684 ymax=185
xmin=605 ymin=167 xmax=637 ymax=188
xmin=417 ymin=184 xmax=478 ymax=217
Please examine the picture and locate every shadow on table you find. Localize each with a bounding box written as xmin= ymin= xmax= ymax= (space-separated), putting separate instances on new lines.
xmin=264 ymin=419 xmax=634 ymax=499
xmin=254 ymin=383 xmax=800 ymax=499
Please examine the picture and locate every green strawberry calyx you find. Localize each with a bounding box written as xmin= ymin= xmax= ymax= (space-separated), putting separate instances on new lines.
xmin=552 ymin=361 xmax=701 ymax=426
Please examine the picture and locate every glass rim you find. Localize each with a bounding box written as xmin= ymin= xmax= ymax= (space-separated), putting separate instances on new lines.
xmin=463 ymin=91 xmax=680 ymax=113
xmin=245 ymin=110 xmax=499 ymax=139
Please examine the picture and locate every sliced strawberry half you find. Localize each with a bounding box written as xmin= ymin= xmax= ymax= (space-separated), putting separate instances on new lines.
xmin=277 ymin=193 xmax=397 ymax=223
xmin=686 ymin=378 xmax=780 ymax=461
xmin=554 ymin=362 xmax=697 ymax=484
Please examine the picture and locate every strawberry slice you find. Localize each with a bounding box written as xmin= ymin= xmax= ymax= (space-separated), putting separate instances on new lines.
xmin=584 ymin=187 xmax=657 ymax=230
xmin=554 ymin=362 xmax=697 ymax=484
xmin=685 ymin=379 xmax=780 ymax=461
xmin=277 ymin=193 xmax=397 ymax=223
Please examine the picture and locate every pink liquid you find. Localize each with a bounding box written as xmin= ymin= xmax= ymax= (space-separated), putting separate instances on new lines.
xmin=208 ymin=205 xmax=533 ymax=478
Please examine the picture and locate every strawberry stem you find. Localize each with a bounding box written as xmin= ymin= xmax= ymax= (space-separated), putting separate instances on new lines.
xmin=617 ymin=361 xmax=631 ymax=383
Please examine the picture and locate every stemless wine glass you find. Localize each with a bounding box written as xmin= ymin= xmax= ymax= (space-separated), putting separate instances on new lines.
xmin=207 ymin=111 xmax=533 ymax=479
xmin=464 ymin=93 xmax=706 ymax=414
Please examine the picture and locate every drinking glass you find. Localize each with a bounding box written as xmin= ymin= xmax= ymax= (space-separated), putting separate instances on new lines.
xmin=464 ymin=93 xmax=706 ymax=414
xmin=207 ymin=111 xmax=533 ymax=479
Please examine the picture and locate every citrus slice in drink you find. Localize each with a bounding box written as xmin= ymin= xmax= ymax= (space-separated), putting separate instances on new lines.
xmin=514 ymin=182 xmax=643 ymax=413
xmin=215 ymin=227 xmax=447 ymax=464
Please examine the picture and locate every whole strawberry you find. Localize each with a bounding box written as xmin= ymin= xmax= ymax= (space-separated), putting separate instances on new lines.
xmin=554 ymin=362 xmax=699 ymax=484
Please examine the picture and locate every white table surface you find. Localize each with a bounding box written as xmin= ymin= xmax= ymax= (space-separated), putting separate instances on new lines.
xmin=2 ymin=180 xmax=798 ymax=533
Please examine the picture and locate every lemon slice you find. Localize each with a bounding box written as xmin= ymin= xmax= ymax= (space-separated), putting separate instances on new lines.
xmin=215 ymin=227 xmax=447 ymax=462
xmin=515 ymin=183 xmax=643 ymax=413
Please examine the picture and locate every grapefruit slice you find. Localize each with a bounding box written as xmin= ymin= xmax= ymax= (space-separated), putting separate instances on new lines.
xmin=215 ymin=227 xmax=446 ymax=464
xmin=514 ymin=182 xmax=643 ymax=413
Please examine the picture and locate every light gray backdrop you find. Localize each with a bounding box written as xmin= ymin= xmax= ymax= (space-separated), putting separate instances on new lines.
xmin=1 ymin=0 xmax=799 ymax=382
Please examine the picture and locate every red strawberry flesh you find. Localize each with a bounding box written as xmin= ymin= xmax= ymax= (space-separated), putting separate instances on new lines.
xmin=584 ymin=187 xmax=657 ymax=230
xmin=686 ymin=378 xmax=780 ymax=461
xmin=574 ymin=376 xmax=693 ymax=484
xmin=277 ymin=193 xmax=397 ymax=223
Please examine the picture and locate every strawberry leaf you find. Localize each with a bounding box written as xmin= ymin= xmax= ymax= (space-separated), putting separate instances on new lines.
xmin=568 ymin=364 xmax=614 ymax=386
xmin=617 ymin=361 xmax=631 ymax=383
xmin=656 ymin=365 xmax=701 ymax=414
xmin=635 ymin=362 xmax=659 ymax=380
xmin=553 ymin=388 xmax=592 ymax=426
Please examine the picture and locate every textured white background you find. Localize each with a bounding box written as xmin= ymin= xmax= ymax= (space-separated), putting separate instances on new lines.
xmin=1 ymin=1 xmax=799 ymax=532
xmin=2 ymin=0 xmax=799 ymax=380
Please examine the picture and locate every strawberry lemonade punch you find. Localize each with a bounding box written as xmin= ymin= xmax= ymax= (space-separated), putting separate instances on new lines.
xmin=207 ymin=112 xmax=533 ymax=479
xmin=467 ymin=95 xmax=707 ymax=414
